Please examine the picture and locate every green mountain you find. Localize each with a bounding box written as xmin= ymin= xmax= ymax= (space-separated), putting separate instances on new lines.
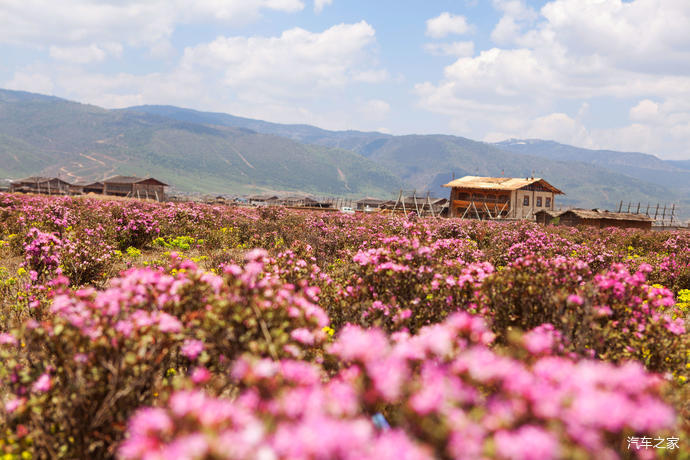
xmin=126 ymin=105 xmax=687 ymax=219
xmin=0 ymin=89 xmax=402 ymax=197
xmin=2 ymin=90 xmax=688 ymax=222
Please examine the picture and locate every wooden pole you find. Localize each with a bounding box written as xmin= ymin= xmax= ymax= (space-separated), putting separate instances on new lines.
xmin=473 ymin=202 xmax=481 ymax=220
xmin=636 ymin=202 xmax=640 ymax=214
xmin=617 ymin=200 xmax=623 ymax=213
xmin=670 ymin=203 xmax=676 ymax=226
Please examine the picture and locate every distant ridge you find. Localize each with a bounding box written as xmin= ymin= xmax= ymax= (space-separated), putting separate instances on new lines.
xmin=0 ymin=88 xmax=402 ymax=197
xmin=0 ymin=88 xmax=688 ymax=220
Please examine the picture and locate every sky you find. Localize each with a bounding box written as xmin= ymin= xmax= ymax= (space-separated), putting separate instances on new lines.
xmin=1 ymin=0 xmax=690 ymax=160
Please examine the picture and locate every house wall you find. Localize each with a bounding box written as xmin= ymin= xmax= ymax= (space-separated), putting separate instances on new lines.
xmin=513 ymin=190 xmax=555 ymax=219
xmin=132 ymin=183 xmax=165 ymax=201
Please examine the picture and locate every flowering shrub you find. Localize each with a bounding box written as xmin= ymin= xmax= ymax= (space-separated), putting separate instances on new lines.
xmin=119 ymin=313 xmax=678 ymax=460
xmin=0 ymin=193 xmax=688 ymax=459
xmin=0 ymin=251 xmax=327 ymax=458
xmin=325 ymin=235 xmax=491 ymax=333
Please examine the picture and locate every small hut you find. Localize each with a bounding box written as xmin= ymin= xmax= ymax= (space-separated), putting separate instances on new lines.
xmin=10 ymin=177 xmax=72 ymax=195
xmin=247 ymin=194 xmax=278 ymax=206
xmin=102 ymin=176 xmax=167 ymax=201
xmin=355 ymin=197 xmax=387 ymax=211
xmin=536 ymin=208 xmax=653 ymax=230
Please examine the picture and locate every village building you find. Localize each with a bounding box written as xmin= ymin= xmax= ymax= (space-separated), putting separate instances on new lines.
xmin=102 ymin=176 xmax=167 ymax=201
xmin=9 ymin=176 xmax=72 ymax=195
xmin=247 ymin=194 xmax=279 ymax=206
xmin=443 ymin=176 xmax=564 ymax=219
xmin=355 ymin=197 xmax=387 ymax=211
xmin=69 ymin=181 xmax=104 ymax=195
xmin=536 ymin=209 xmax=653 ymax=230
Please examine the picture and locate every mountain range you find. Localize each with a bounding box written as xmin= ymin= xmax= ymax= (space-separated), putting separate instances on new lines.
xmin=1 ymin=89 xmax=688 ymax=221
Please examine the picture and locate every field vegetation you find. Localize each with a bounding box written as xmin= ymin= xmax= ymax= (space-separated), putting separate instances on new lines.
xmin=0 ymin=193 xmax=688 ymax=459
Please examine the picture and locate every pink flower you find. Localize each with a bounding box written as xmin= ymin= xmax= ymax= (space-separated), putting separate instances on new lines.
xmin=495 ymin=425 xmax=560 ymax=460
xmin=32 ymin=373 xmax=52 ymax=393
xmin=4 ymin=397 xmax=24 ymax=413
xmin=156 ymin=312 xmax=182 ymax=333
xmin=0 ymin=333 xmax=17 ymax=346
xmin=181 ymin=339 xmax=204 ymax=360
xmin=190 ymin=367 xmax=211 ymax=384
xmin=567 ymin=294 xmax=583 ymax=305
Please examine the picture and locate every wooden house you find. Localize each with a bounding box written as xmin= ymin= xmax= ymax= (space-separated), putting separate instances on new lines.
xmin=536 ymin=209 xmax=653 ymax=230
xmin=443 ymin=176 xmax=564 ymax=219
xmin=70 ymin=181 xmax=104 ymax=195
xmin=102 ymin=176 xmax=167 ymax=201
xmin=10 ymin=176 xmax=72 ymax=195
xmin=355 ymin=198 xmax=387 ymax=211
xmin=247 ymin=194 xmax=279 ymax=206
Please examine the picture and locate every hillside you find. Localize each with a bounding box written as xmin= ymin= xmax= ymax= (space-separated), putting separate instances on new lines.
xmin=2 ymin=89 xmax=688 ymax=220
xmin=127 ymin=105 xmax=687 ymax=217
xmin=0 ymin=89 xmax=402 ymax=197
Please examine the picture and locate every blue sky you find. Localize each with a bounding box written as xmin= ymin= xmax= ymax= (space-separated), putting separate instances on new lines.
xmin=1 ymin=0 xmax=689 ymax=159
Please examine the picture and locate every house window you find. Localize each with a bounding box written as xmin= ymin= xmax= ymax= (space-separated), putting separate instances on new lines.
xmin=536 ymin=197 xmax=542 ymax=207
xmin=545 ymin=197 xmax=551 ymax=208
xmin=523 ymin=196 xmax=529 ymax=206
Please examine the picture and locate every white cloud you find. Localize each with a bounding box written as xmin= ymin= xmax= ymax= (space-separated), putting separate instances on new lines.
xmin=416 ymin=0 xmax=690 ymax=158
xmin=179 ymin=21 xmax=382 ymax=97
xmin=490 ymin=0 xmax=537 ymax=44
xmin=4 ymin=21 xmax=387 ymax=132
xmin=0 ymin=0 xmax=305 ymax=55
xmin=425 ymin=13 xmax=473 ymax=39
xmin=5 ymin=72 xmax=55 ymax=95
xmin=360 ymin=99 xmax=390 ymax=121
xmin=48 ymin=43 xmax=123 ymax=64
xmin=630 ymin=99 xmax=660 ymax=123
xmin=424 ymin=41 xmax=474 ymax=57
xmin=314 ymin=0 xmax=332 ymax=13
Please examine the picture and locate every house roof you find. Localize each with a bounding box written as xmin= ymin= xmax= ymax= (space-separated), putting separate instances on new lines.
xmin=279 ymin=195 xmax=318 ymax=202
xmin=247 ymin=194 xmax=278 ymax=200
xmin=103 ymin=175 xmax=168 ymax=186
xmin=538 ymin=208 xmax=653 ymax=222
xmin=356 ymin=197 xmax=387 ymax=205
xmin=13 ymin=176 xmax=71 ymax=184
xmin=71 ymin=181 xmax=104 ymax=187
xmin=443 ymin=176 xmax=564 ymax=194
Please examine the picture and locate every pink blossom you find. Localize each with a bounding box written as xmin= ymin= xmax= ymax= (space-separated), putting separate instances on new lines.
xmin=495 ymin=425 xmax=560 ymax=460
xmin=190 ymin=367 xmax=212 ymax=384
xmin=181 ymin=339 xmax=204 ymax=360
xmin=32 ymin=373 xmax=52 ymax=393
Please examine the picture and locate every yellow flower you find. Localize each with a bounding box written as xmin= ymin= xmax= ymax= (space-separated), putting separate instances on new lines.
xmin=17 ymin=267 xmax=27 ymax=276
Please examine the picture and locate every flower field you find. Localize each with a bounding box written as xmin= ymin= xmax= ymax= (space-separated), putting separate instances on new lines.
xmin=0 ymin=193 xmax=688 ymax=459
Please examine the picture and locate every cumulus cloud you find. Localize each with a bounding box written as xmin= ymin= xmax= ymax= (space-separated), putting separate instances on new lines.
xmin=314 ymin=0 xmax=332 ymax=13
xmin=416 ymin=0 xmax=690 ymax=158
xmin=359 ymin=99 xmax=390 ymax=121
xmin=0 ymin=0 xmax=305 ymax=54
xmin=425 ymin=13 xmax=473 ymax=38
xmin=4 ymin=21 xmax=387 ymax=131
xmin=424 ymin=41 xmax=475 ymax=57
xmin=179 ymin=21 xmax=383 ymax=97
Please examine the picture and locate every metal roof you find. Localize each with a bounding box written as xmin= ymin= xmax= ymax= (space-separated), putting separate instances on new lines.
xmin=443 ymin=176 xmax=564 ymax=194
xmin=538 ymin=208 xmax=653 ymax=222
xmin=103 ymin=176 xmax=168 ymax=186
xmin=13 ymin=176 xmax=71 ymax=184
